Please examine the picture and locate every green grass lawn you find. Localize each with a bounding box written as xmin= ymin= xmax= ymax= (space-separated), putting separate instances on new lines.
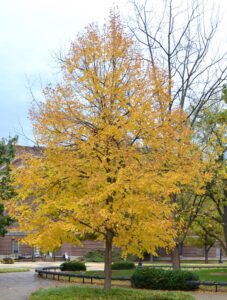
xmin=143 ymin=262 xmax=227 ymax=268
xmin=76 ymin=268 xmax=227 ymax=282
xmin=32 ymin=268 xmax=227 ymax=299
xmin=194 ymin=268 xmax=227 ymax=282
xmin=180 ymin=260 xmax=227 ymax=264
xmin=30 ymin=286 xmax=195 ymax=300
xmin=0 ymin=268 xmax=30 ymax=273
xmin=154 ymin=260 xmax=226 ymax=265
xmin=85 ymin=269 xmax=133 ymax=278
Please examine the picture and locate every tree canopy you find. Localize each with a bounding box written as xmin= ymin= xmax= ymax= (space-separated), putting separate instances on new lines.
xmin=7 ymin=12 xmax=208 ymax=289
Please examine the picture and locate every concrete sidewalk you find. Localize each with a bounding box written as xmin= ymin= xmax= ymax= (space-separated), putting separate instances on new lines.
xmin=0 ymin=271 xmax=68 ymax=300
xmin=0 ymin=261 xmax=105 ymax=270
xmin=0 ymin=261 xmax=61 ymax=269
xmin=0 ymin=262 xmax=104 ymax=300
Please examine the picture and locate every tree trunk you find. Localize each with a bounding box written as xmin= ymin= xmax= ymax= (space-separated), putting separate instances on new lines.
xmin=204 ymin=247 xmax=209 ymax=264
xmin=223 ymin=206 xmax=227 ymax=254
xmin=104 ymin=230 xmax=113 ymax=289
xmin=171 ymin=244 xmax=181 ymax=270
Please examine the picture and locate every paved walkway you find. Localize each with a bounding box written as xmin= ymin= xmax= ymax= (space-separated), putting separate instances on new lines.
xmin=0 ymin=261 xmax=105 ymax=270
xmin=0 ymin=262 xmax=226 ymax=300
xmin=0 ymin=261 xmax=62 ymax=270
xmin=0 ymin=270 xmax=67 ymax=300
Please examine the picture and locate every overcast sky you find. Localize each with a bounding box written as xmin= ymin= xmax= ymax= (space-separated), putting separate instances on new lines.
xmin=0 ymin=0 xmax=226 ymax=145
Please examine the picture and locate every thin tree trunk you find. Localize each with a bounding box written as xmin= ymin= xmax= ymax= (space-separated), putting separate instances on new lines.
xmin=223 ymin=206 xmax=227 ymax=254
xmin=104 ymin=230 xmax=113 ymax=289
xmin=171 ymin=244 xmax=181 ymax=270
xmin=204 ymin=247 xmax=209 ymax=264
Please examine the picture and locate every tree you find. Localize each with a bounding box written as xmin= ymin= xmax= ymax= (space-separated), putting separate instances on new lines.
xmin=171 ymin=93 xmax=226 ymax=268
xmin=195 ymin=97 xmax=227 ymax=254
xmin=0 ymin=204 xmax=13 ymax=236
xmin=130 ymin=0 xmax=227 ymax=124
xmin=185 ymin=209 xmax=222 ymax=263
xmin=0 ymin=137 xmax=17 ymax=236
xmin=130 ymin=0 xmax=227 ymax=268
xmin=7 ymin=12 xmax=207 ymax=289
xmin=171 ymin=190 xmax=207 ymax=268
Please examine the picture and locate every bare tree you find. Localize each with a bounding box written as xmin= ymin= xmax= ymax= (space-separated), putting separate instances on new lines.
xmin=129 ymin=0 xmax=227 ymax=125
xmin=129 ymin=0 xmax=227 ymax=269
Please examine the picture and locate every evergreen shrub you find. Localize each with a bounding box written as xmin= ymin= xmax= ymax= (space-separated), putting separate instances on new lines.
xmin=60 ymin=260 xmax=86 ymax=271
xmin=131 ymin=268 xmax=199 ymax=291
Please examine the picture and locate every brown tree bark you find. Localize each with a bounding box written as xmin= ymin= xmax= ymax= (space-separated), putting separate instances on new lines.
xmin=204 ymin=247 xmax=209 ymax=264
xmin=171 ymin=244 xmax=181 ymax=270
xmin=223 ymin=206 xmax=227 ymax=254
xmin=104 ymin=230 xmax=113 ymax=289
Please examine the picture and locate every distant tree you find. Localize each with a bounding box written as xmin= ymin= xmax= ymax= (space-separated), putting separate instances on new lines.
xmin=129 ymin=0 xmax=227 ymax=268
xmin=193 ymin=88 xmax=227 ymax=254
xmin=185 ymin=208 xmax=222 ymax=264
xmin=171 ymin=190 xmax=207 ymax=268
xmin=0 ymin=137 xmax=17 ymax=236
xmin=130 ymin=0 xmax=227 ymax=124
xmin=0 ymin=204 xmax=13 ymax=236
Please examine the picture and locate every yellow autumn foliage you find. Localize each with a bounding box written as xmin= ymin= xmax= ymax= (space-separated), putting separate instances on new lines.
xmin=7 ymin=12 xmax=208 ymax=259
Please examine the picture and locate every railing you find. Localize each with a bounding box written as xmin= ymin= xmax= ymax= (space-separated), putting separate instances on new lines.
xmin=190 ymin=280 xmax=227 ymax=292
xmin=35 ymin=267 xmax=130 ymax=285
xmin=36 ymin=266 xmax=227 ymax=292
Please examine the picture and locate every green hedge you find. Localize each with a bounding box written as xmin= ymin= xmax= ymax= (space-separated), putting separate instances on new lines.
xmin=111 ymin=261 xmax=135 ymax=270
xmin=84 ymin=249 xmax=136 ymax=262
xmin=131 ymin=268 xmax=199 ymax=291
xmin=84 ymin=250 xmax=105 ymax=262
xmin=60 ymin=261 xmax=86 ymax=271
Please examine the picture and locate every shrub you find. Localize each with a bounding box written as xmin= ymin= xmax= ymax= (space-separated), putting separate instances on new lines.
xmin=131 ymin=268 xmax=199 ymax=291
xmin=2 ymin=257 xmax=14 ymax=264
xmin=84 ymin=250 xmax=105 ymax=262
xmin=60 ymin=260 xmax=86 ymax=271
xmin=76 ymin=256 xmax=86 ymax=262
xmin=84 ymin=249 xmax=136 ymax=262
xmin=112 ymin=249 xmax=123 ymax=262
xmin=111 ymin=261 xmax=135 ymax=270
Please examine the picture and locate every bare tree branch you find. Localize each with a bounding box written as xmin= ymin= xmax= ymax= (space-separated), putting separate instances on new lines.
xmin=129 ymin=0 xmax=227 ymax=123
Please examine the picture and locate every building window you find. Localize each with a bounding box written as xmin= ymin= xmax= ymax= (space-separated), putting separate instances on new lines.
xmin=12 ymin=239 xmax=19 ymax=254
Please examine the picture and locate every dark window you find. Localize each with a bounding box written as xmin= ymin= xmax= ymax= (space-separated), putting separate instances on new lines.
xmin=12 ymin=239 xmax=19 ymax=254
